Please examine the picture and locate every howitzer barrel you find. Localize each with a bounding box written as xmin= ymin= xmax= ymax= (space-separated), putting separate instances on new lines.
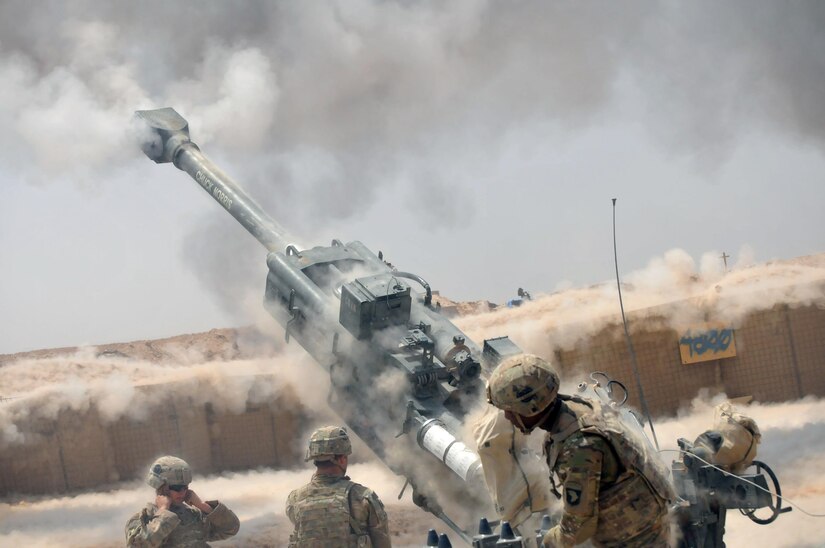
xmin=135 ymin=107 xmax=289 ymax=253
xmin=136 ymin=107 xmax=506 ymax=541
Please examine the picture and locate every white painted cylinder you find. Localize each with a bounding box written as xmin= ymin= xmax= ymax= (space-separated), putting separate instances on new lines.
xmin=417 ymin=419 xmax=482 ymax=482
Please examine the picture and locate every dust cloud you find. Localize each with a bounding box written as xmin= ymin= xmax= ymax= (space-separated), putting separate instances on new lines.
xmin=0 ymin=340 xmax=330 ymax=448
xmin=2 ymin=248 xmax=824 ymax=545
xmin=2 ymin=395 xmax=825 ymax=547
xmin=455 ymin=249 xmax=825 ymax=358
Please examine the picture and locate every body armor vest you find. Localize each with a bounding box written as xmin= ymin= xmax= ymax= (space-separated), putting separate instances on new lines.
xmin=289 ymin=476 xmax=370 ymax=548
xmin=546 ymin=396 xmax=674 ymax=502
xmin=546 ymin=396 xmax=675 ymax=543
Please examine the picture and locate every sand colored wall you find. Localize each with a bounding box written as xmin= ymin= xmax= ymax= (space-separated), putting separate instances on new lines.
xmin=786 ymin=304 xmax=825 ymax=396
xmin=0 ymin=379 xmax=304 ymax=496
xmin=555 ymin=302 xmax=825 ymax=416
xmin=2 ymin=300 xmax=822 ymax=496
xmin=0 ymin=431 xmax=66 ymax=494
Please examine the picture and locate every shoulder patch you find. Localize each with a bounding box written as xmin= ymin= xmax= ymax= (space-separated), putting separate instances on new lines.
xmin=565 ymin=485 xmax=583 ymax=507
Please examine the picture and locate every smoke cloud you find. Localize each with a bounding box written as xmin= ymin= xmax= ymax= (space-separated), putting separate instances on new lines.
xmin=1 ymin=1 xmax=824 ymax=322
xmin=2 ymin=2 xmax=823 ymax=192
xmin=0 ymin=338 xmax=331 ymax=448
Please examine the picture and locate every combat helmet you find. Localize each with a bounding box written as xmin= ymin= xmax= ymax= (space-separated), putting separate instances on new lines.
xmin=146 ymin=455 xmax=192 ymax=489
xmin=305 ymin=425 xmax=352 ymax=462
xmin=486 ymin=354 xmax=560 ymax=418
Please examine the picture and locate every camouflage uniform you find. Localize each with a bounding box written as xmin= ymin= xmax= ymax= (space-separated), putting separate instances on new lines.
xmin=486 ymin=355 xmax=673 ymax=548
xmin=125 ymin=455 xmax=240 ymax=548
xmin=542 ymin=396 xmax=672 ymax=548
xmin=286 ymin=473 xmax=391 ymax=548
xmin=125 ymin=500 xmax=240 ymax=548
xmin=286 ymin=425 xmax=391 ymax=548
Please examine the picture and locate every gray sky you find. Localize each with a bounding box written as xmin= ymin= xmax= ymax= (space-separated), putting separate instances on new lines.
xmin=1 ymin=1 xmax=824 ymax=354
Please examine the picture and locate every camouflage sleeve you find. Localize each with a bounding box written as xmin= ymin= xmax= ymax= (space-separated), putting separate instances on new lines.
xmin=125 ymin=505 xmax=181 ymax=548
xmin=351 ymin=485 xmax=392 ymax=548
xmin=365 ymin=489 xmax=392 ymax=548
xmin=552 ymin=434 xmax=608 ymax=547
xmin=204 ymin=500 xmax=241 ymax=541
xmin=285 ymin=489 xmax=298 ymax=526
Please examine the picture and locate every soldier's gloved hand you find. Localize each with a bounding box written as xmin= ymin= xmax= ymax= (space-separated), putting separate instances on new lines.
xmin=541 ymin=525 xmax=563 ymax=548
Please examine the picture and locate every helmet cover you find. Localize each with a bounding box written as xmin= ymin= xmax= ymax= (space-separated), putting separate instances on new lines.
xmin=305 ymin=425 xmax=352 ymax=462
xmin=486 ymin=354 xmax=560 ymax=417
xmin=147 ymin=455 xmax=192 ymax=489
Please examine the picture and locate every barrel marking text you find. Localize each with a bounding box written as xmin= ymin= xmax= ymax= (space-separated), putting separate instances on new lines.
xmin=195 ymin=170 xmax=233 ymax=211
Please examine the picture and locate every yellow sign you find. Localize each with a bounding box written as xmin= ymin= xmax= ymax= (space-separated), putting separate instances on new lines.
xmin=679 ymin=325 xmax=737 ymax=365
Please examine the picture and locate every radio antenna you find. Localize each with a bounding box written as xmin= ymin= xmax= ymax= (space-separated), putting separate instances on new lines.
xmin=612 ymin=198 xmax=659 ymax=449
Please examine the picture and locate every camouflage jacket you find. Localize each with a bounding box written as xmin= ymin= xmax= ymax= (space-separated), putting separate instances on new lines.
xmin=125 ymin=500 xmax=240 ymax=547
xmin=542 ymin=397 xmax=671 ymax=548
xmin=286 ymin=473 xmax=391 ymax=548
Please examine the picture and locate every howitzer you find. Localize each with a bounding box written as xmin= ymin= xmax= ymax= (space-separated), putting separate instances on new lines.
xmin=672 ymin=437 xmax=790 ymax=548
xmin=135 ymin=107 xmax=520 ymax=540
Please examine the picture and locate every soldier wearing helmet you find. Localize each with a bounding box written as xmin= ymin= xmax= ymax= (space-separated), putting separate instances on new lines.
xmin=286 ymin=425 xmax=392 ymax=547
xmin=125 ymin=455 xmax=240 ymax=547
xmin=487 ymin=355 xmax=673 ymax=548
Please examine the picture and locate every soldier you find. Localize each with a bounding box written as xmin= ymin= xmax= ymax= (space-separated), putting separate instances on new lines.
xmin=486 ymin=354 xmax=674 ymax=548
xmin=125 ymin=455 xmax=240 ymax=547
xmin=286 ymin=425 xmax=392 ymax=548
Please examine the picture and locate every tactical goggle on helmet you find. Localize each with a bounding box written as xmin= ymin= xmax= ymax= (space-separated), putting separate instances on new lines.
xmin=486 ymin=354 xmax=560 ymax=418
xmin=147 ymin=455 xmax=192 ymax=489
xmin=305 ymin=425 xmax=352 ymax=462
